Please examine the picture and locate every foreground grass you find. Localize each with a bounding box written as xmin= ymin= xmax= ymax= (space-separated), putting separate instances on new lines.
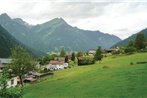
xmin=24 ymin=53 xmax=147 ymax=98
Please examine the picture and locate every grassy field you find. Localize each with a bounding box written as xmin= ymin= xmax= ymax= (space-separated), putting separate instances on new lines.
xmin=24 ymin=53 xmax=147 ymax=98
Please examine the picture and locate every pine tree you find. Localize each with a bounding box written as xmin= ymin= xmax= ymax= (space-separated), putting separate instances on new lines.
xmin=71 ymin=52 xmax=75 ymax=61
xmin=128 ymin=40 xmax=135 ymax=47
xmin=65 ymin=55 xmax=68 ymax=63
xmin=60 ymin=48 xmax=66 ymax=57
xmin=76 ymin=51 xmax=83 ymax=58
xmin=94 ymin=46 xmax=103 ymax=62
xmin=135 ymin=33 xmax=145 ymax=49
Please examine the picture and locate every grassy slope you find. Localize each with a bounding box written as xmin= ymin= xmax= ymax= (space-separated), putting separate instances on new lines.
xmin=24 ymin=53 xmax=147 ymax=98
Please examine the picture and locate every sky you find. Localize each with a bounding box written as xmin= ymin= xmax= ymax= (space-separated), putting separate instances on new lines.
xmin=0 ymin=0 xmax=147 ymax=39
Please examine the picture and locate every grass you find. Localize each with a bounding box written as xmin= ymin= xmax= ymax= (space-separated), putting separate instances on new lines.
xmin=24 ymin=53 xmax=147 ymax=98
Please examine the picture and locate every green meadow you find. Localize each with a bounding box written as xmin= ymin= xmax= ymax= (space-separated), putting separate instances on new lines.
xmin=24 ymin=53 xmax=147 ymax=98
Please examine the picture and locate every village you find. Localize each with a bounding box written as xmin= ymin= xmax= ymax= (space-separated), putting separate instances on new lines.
xmin=0 ymin=47 xmax=119 ymax=88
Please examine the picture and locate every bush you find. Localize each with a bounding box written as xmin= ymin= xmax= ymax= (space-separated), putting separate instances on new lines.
xmin=68 ymin=59 xmax=78 ymax=68
xmin=0 ymin=89 xmax=22 ymax=98
xmin=68 ymin=61 xmax=75 ymax=67
xmin=136 ymin=61 xmax=147 ymax=64
xmin=124 ymin=47 xmax=136 ymax=54
xmin=78 ymin=56 xmax=95 ymax=66
xmin=112 ymin=50 xmax=123 ymax=55
xmin=130 ymin=62 xmax=134 ymax=65
xmin=102 ymin=66 xmax=109 ymax=69
xmin=138 ymin=48 xmax=147 ymax=52
xmin=39 ymin=68 xmax=50 ymax=73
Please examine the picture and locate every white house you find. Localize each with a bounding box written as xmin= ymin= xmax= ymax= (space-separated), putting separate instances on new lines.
xmin=7 ymin=77 xmax=20 ymax=88
xmin=63 ymin=63 xmax=68 ymax=68
xmin=88 ymin=49 xmax=96 ymax=56
xmin=46 ymin=60 xmax=68 ymax=70
xmin=0 ymin=58 xmax=11 ymax=64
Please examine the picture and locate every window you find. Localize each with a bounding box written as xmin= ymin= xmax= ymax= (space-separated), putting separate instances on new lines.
xmin=11 ymin=79 xmax=14 ymax=85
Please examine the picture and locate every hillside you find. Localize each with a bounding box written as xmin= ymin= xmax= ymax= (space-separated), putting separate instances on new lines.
xmin=24 ymin=53 xmax=147 ymax=98
xmin=0 ymin=13 xmax=121 ymax=53
xmin=0 ymin=13 xmax=32 ymax=46
xmin=0 ymin=25 xmax=44 ymax=58
xmin=114 ymin=28 xmax=147 ymax=47
xmin=0 ymin=25 xmax=19 ymax=57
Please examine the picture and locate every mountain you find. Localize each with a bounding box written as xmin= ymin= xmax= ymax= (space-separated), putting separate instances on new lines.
xmin=13 ymin=18 xmax=32 ymax=28
xmin=0 ymin=25 xmax=44 ymax=58
xmin=0 ymin=13 xmax=32 ymax=45
xmin=0 ymin=13 xmax=121 ymax=53
xmin=30 ymin=18 xmax=121 ymax=52
xmin=114 ymin=28 xmax=147 ymax=47
xmin=0 ymin=25 xmax=19 ymax=57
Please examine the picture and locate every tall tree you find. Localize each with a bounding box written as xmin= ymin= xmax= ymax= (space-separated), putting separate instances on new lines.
xmin=128 ymin=40 xmax=135 ymax=47
xmin=94 ymin=46 xmax=103 ymax=62
xmin=135 ymin=33 xmax=145 ymax=49
xmin=9 ymin=46 xmax=36 ymax=87
xmin=71 ymin=52 xmax=75 ymax=61
xmin=65 ymin=55 xmax=68 ymax=63
xmin=76 ymin=51 xmax=83 ymax=58
xmin=60 ymin=48 xmax=66 ymax=57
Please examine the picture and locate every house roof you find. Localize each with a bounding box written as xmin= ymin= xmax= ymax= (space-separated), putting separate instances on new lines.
xmin=49 ymin=60 xmax=65 ymax=65
xmin=88 ymin=49 xmax=96 ymax=51
xmin=0 ymin=58 xmax=11 ymax=64
xmin=104 ymin=48 xmax=117 ymax=52
xmin=54 ymin=57 xmax=65 ymax=61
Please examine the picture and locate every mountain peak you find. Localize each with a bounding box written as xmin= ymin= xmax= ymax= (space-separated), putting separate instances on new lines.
xmin=50 ymin=17 xmax=67 ymax=24
xmin=0 ymin=13 xmax=11 ymax=20
xmin=13 ymin=18 xmax=31 ymax=27
xmin=41 ymin=17 xmax=68 ymax=27
xmin=13 ymin=18 xmax=24 ymax=22
xmin=54 ymin=17 xmax=65 ymax=21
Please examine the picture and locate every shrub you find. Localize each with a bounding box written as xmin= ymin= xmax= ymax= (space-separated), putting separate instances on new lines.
xmin=124 ymin=47 xmax=136 ymax=54
xmin=136 ymin=61 xmax=147 ymax=64
xmin=102 ymin=66 xmax=109 ymax=69
xmin=0 ymin=89 xmax=22 ymax=98
xmin=130 ymin=62 xmax=134 ymax=65
xmin=78 ymin=56 xmax=95 ymax=66
xmin=68 ymin=61 xmax=75 ymax=67
xmin=39 ymin=68 xmax=49 ymax=73
xmin=112 ymin=50 xmax=123 ymax=55
xmin=138 ymin=48 xmax=147 ymax=52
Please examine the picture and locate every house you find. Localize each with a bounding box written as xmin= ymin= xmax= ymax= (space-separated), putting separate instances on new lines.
xmin=0 ymin=58 xmax=11 ymax=72
xmin=23 ymin=77 xmax=37 ymax=83
xmin=0 ymin=77 xmax=20 ymax=89
xmin=0 ymin=59 xmax=19 ymax=88
xmin=0 ymin=58 xmax=11 ymax=64
xmin=66 ymin=52 xmax=72 ymax=59
xmin=46 ymin=60 xmax=68 ymax=70
xmin=54 ymin=57 xmax=65 ymax=61
xmin=104 ymin=47 xmax=120 ymax=53
xmin=63 ymin=63 xmax=68 ymax=68
xmin=88 ymin=49 xmax=96 ymax=55
xmin=7 ymin=76 xmax=20 ymax=88
xmin=50 ymin=60 xmax=65 ymax=65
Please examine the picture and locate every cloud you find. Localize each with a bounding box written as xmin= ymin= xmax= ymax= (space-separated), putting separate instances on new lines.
xmin=0 ymin=0 xmax=147 ymax=39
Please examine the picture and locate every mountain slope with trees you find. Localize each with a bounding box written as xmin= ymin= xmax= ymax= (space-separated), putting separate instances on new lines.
xmin=0 ymin=13 xmax=121 ymax=53
xmin=0 ymin=25 xmax=20 ymax=57
xmin=0 ymin=25 xmax=44 ymax=58
xmin=114 ymin=28 xmax=147 ymax=47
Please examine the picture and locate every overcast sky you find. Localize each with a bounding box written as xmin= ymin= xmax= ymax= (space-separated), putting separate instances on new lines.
xmin=0 ymin=0 xmax=147 ymax=39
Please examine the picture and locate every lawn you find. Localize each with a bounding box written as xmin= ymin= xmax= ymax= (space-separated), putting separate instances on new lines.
xmin=24 ymin=53 xmax=147 ymax=98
